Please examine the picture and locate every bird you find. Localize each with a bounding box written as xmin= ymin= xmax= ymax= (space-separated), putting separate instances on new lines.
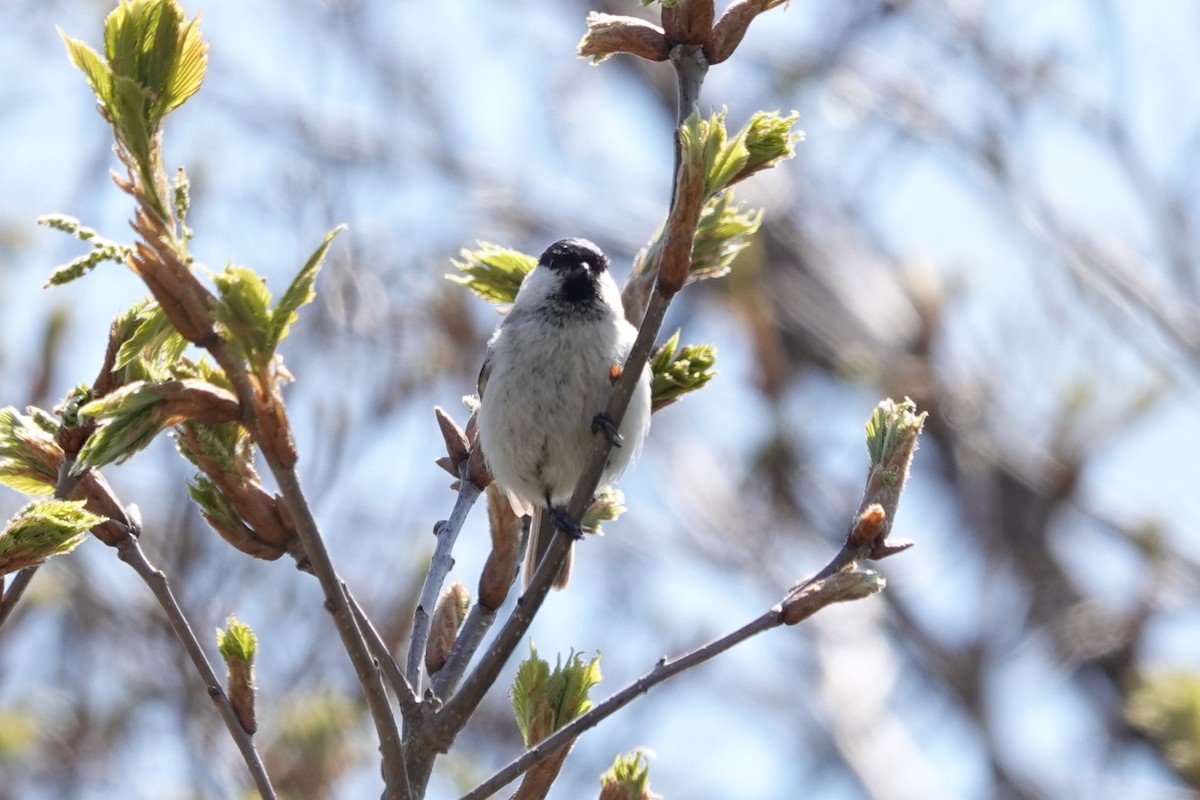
xmin=476 ymin=238 xmax=652 ymax=589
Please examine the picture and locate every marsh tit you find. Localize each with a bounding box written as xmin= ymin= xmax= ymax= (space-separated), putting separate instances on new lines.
xmin=476 ymin=238 xmax=652 ymax=589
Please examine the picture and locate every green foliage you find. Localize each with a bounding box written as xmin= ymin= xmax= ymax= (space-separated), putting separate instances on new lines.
xmin=1127 ymin=671 xmax=1200 ymax=783
xmin=688 ymin=192 xmax=762 ymax=281
xmin=681 ymin=109 xmax=802 ymax=199
xmin=599 ymin=750 xmax=654 ymax=800
xmin=511 ymin=644 xmax=602 ymax=746
xmin=270 ymin=226 xmax=344 ymax=350
xmin=113 ymin=300 xmax=188 ymax=383
xmin=865 ymin=397 xmax=926 ymax=468
xmin=0 ymin=500 xmax=107 ymax=576
xmin=448 ymin=243 xmax=538 ymax=305
xmin=0 ymin=408 xmax=62 ymax=497
xmin=187 ymin=474 xmax=244 ymax=533
xmin=581 ymin=488 xmax=626 ymax=534
xmin=37 ymin=215 xmax=133 ymax=287
xmin=212 ymin=227 xmax=343 ymax=366
xmin=217 ymin=615 xmax=257 ymax=664
xmin=650 ymin=329 xmax=716 ymax=410
xmin=73 ymin=381 xmax=170 ymax=472
xmin=212 ymin=265 xmax=274 ymax=364
xmin=60 ymin=0 xmax=208 ymax=218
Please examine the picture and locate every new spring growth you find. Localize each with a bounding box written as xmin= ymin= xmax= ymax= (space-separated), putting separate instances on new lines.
xmin=637 ymin=109 xmax=801 ymax=288
xmin=37 ymin=215 xmax=134 ymax=288
xmin=0 ymin=407 xmax=66 ymax=496
xmin=650 ymin=330 xmax=716 ymax=412
xmin=599 ymin=750 xmax=657 ymax=800
xmin=60 ymin=0 xmax=208 ymax=221
xmin=0 ymin=500 xmax=107 ymax=576
xmin=72 ymin=379 xmax=240 ymax=474
xmin=425 ymin=582 xmax=471 ymax=675
xmin=511 ymin=644 xmax=603 ymax=797
xmin=448 ymin=243 xmax=537 ymax=305
xmin=217 ymin=616 xmax=258 ymax=735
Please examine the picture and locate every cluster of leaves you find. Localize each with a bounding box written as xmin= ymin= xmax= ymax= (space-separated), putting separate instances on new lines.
xmin=59 ymin=0 xmax=208 ymax=220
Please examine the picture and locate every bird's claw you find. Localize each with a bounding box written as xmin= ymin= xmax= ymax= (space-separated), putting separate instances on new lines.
xmin=591 ymin=411 xmax=623 ymax=448
xmin=549 ymin=506 xmax=585 ymax=541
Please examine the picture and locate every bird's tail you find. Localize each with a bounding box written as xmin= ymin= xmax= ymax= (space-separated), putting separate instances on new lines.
xmin=523 ymin=507 xmax=573 ymax=590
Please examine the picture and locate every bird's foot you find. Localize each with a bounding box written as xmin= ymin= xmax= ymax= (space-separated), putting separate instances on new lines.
xmin=549 ymin=506 xmax=585 ymax=541
xmin=591 ymin=411 xmax=623 ymax=448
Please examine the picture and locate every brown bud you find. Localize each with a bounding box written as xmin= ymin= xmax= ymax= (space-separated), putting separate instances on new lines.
xmin=579 ymin=13 xmax=670 ymax=63
xmin=479 ymin=484 xmax=523 ymax=610
xmin=425 ymin=582 xmax=470 ymax=674
xmin=227 ymin=658 xmax=257 ymax=734
xmin=848 ymin=503 xmax=887 ymax=549
xmin=465 ymin=438 xmax=493 ymax=491
xmin=707 ymin=0 xmax=788 ymax=64
xmin=780 ymin=570 xmax=884 ymax=625
xmin=434 ymin=406 xmax=470 ymax=472
xmin=662 ymin=0 xmax=715 ymax=46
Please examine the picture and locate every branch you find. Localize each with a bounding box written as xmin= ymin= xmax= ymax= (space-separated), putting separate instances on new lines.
xmin=346 ymin=583 xmax=421 ymax=721
xmin=265 ymin=454 xmax=411 ymax=798
xmin=116 ymin=521 xmax=278 ymax=800
xmin=460 ymin=568 xmax=883 ymax=800
xmin=407 ymin=479 xmax=483 ymax=690
xmin=64 ymin=467 xmax=278 ymax=799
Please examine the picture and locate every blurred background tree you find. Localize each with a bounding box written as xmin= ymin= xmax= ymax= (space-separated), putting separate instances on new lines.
xmin=1 ymin=0 xmax=1198 ymax=798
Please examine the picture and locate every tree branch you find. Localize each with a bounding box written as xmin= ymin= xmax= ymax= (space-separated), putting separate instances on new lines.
xmin=407 ymin=479 xmax=482 ymax=691
xmin=460 ymin=568 xmax=882 ymax=800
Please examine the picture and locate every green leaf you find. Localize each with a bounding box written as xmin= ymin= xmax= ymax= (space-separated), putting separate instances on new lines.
xmin=650 ymin=330 xmax=716 ymax=410
xmin=109 ymin=72 xmax=154 ymax=172
xmin=688 ymin=191 xmax=762 ymax=281
xmin=1127 ymin=670 xmax=1200 ymax=783
xmin=217 ymin=615 xmax=257 ymax=664
xmin=0 ymin=500 xmax=106 ymax=576
xmin=600 ymin=750 xmax=654 ymax=799
xmin=511 ymin=643 xmax=602 ymax=746
xmin=270 ymin=226 xmax=344 ymax=349
xmin=0 ymin=407 xmax=62 ymax=497
xmin=213 ymin=265 xmax=275 ymax=365
xmin=113 ymin=300 xmax=188 ymax=381
xmin=865 ymin=397 xmax=926 ymax=467
xmin=448 ymin=243 xmax=537 ymax=305
xmin=581 ymin=488 xmax=626 ymax=534
xmin=73 ymin=381 xmax=170 ymax=472
xmin=59 ymin=31 xmax=113 ymax=107
xmin=735 ymin=110 xmax=803 ymax=184
xmin=160 ymin=13 xmax=208 ymax=118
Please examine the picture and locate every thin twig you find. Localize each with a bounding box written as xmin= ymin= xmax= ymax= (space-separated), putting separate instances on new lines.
xmin=0 ymin=568 xmax=38 ymax=632
xmin=267 ymin=458 xmax=411 ymax=799
xmin=346 ymin=583 xmax=421 ymax=720
xmin=116 ymin=525 xmax=278 ymax=800
xmin=204 ymin=337 xmax=411 ymax=799
xmin=459 ymin=572 xmax=878 ymax=800
xmin=407 ymin=480 xmax=482 ymax=691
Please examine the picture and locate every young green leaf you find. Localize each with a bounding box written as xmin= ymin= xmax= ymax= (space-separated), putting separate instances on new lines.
xmin=0 ymin=408 xmax=62 ymax=497
xmin=212 ymin=265 xmax=274 ymax=365
xmin=511 ymin=643 xmax=602 ymax=746
xmin=0 ymin=500 xmax=107 ymax=576
xmin=217 ymin=615 xmax=257 ymax=664
xmin=58 ymin=32 xmax=113 ymax=108
xmin=599 ymin=750 xmax=655 ymax=800
xmin=448 ymin=243 xmax=537 ymax=305
xmin=270 ymin=226 xmax=345 ymax=349
xmin=649 ymin=330 xmax=717 ymax=410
